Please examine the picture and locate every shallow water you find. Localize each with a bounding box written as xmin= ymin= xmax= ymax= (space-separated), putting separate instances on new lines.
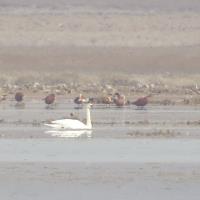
xmin=0 ymin=102 xmax=200 ymax=138
xmin=0 ymin=103 xmax=200 ymax=162
xmin=1 ymin=103 xmax=200 ymax=200
xmin=0 ymin=138 xmax=200 ymax=163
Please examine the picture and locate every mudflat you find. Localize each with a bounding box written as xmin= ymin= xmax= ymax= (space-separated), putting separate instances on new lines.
xmin=0 ymin=45 xmax=200 ymax=74
xmin=0 ymin=162 xmax=200 ymax=200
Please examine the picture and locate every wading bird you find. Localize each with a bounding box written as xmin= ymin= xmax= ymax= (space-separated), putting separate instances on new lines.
xmin=74 ymin=94 xmax=87 ymax=105
xmin=14 ymin=92 xmax=25 ymax=108
xmin=45 ymin=94 xmax=55 ymax=105
xmin=102 ymin=95 xmax=113 ymax=105
xmin=132 ymin=94 xmax=152 ymax=107
xmin=15 ymin=92 xmax=24 ymax=102
xmin=113 ymin=93 xmax=126 ymax=107
xmin=44 ymin=94 xmax=56 ymax=109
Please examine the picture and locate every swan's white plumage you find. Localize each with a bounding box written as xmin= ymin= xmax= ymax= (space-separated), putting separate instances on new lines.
xmin=45 ymin=104 xmax=92 ymax=130
xmin=50 ymin=119 xmax=89 ymax=129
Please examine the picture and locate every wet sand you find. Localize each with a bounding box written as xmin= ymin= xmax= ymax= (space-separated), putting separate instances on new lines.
xmin=0 ymin=162 xmax=200 ymax=200
xmin=0 ymin=162 xmax=199 ymax=200
xmin=0 ymin=139 xmax=200 ymax=200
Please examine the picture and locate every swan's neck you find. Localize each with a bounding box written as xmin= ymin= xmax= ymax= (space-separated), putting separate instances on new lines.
xmin=86 ymin=107 xmax=92 ymax=129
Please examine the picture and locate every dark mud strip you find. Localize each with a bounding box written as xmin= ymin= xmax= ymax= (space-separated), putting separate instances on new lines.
xmin=0 ymin=46 xmax=200 ymax=74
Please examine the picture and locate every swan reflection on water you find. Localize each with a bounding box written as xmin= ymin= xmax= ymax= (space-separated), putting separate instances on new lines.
xmin=45 ymin=129 xmax=92 ymax=138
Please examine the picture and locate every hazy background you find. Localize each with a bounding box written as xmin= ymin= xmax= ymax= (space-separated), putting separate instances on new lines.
xmin=0 ymin=0 xmax=200 ymax=77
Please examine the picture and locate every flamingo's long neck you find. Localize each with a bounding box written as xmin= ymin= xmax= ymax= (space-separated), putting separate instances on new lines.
xmin=86 ymin=106 xmax=92 ymax=129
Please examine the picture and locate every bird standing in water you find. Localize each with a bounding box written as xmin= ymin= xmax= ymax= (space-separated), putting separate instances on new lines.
xmin=132 ymin=94 xmax=152 ymax=108
xmin=15 ymin=92 xmax=24 ymax=102
xmin=44 ymin=94 xmax=56 ymax=109
xmin=113 ymin=93 xmax=126 ymax=107
xmin=15 ymin=92 xmax=25 ymax=108
xmin=74 ymin=94 xmax=88 ymax=109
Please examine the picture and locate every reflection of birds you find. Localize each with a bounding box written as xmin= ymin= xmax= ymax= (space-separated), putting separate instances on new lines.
xmin=74 ymin=94 xmax=87 ymax=105
xmin=113 ymin=93 xmax=126 ymax=107
xmin=45 ymin=104 xmax=92 ymax=130
xmin=45 ymin=94 xmax=55 ymax=105
xmin=132 ymin=95 xmax=151 ymax=107
xmin=15 ymin=92 xmax=24 ymax=102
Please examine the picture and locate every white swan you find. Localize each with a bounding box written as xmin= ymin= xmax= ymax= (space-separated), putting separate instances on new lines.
xmin=45 ymin=104 xmax=92 ymax=130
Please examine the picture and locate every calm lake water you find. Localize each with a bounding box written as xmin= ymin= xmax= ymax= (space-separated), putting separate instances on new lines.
xmin=0 ymin=138 xmax=200 ymax=163
xmin=0 ymin=102 xmax=200 ymax=138
xmin=0 ymin=103 xmax=200 ymax=162
xmin=0 ymin=103 xmax=200 ymax=200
